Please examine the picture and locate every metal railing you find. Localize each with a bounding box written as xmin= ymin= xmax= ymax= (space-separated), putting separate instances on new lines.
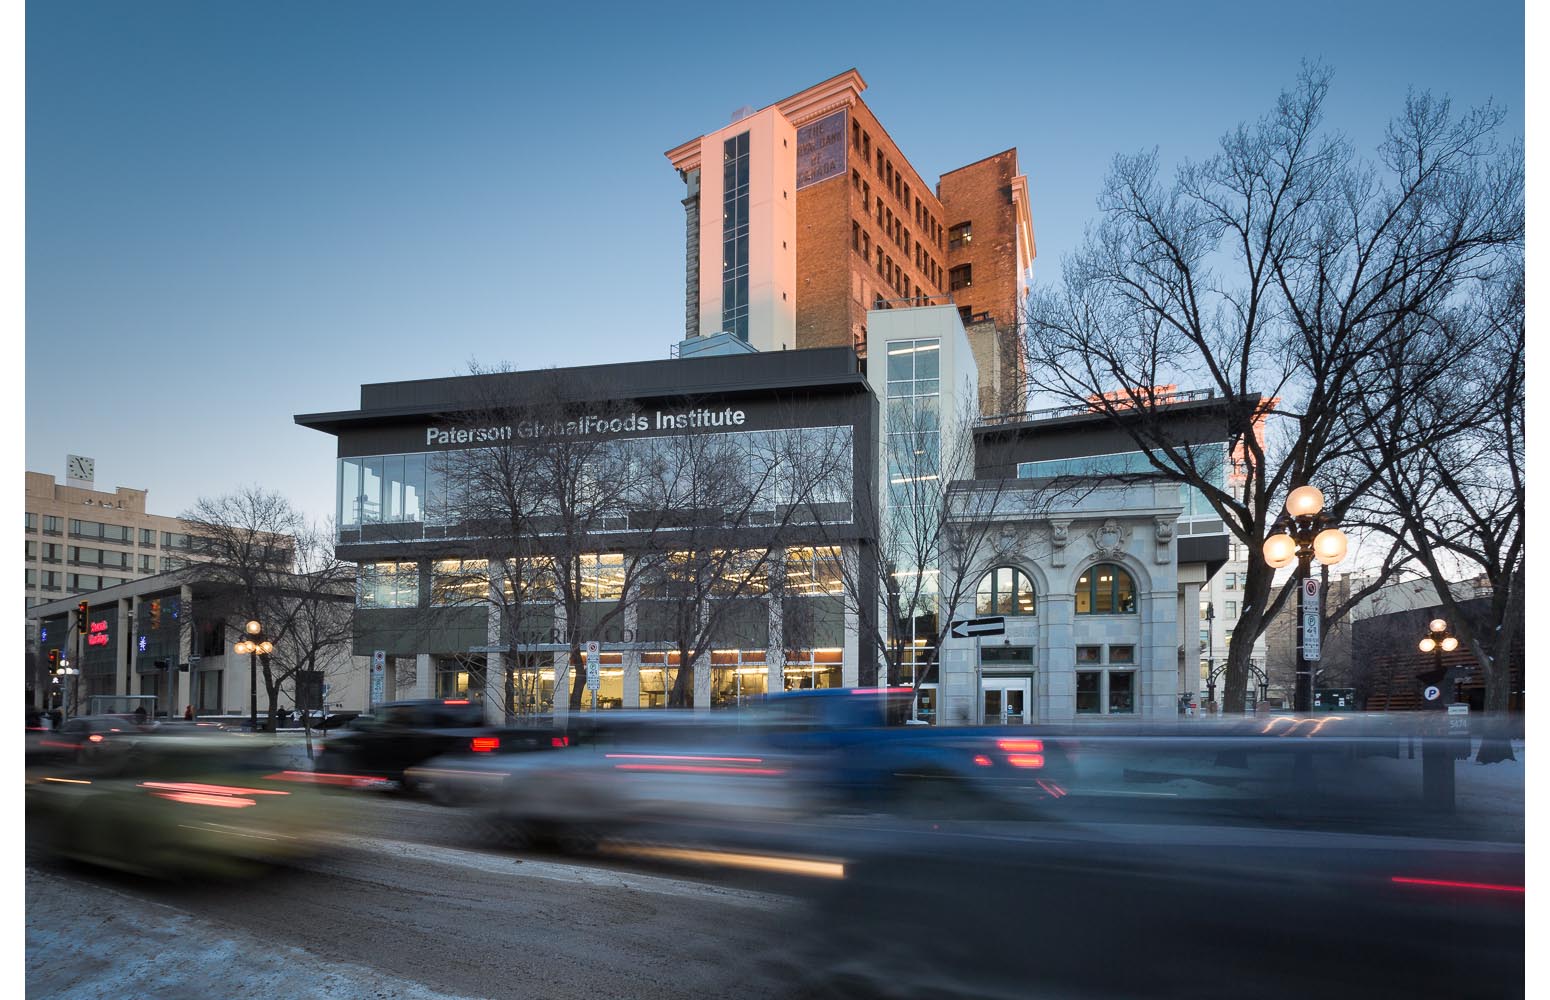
xmin=978 ymin=388 xmax=1219 ymax=427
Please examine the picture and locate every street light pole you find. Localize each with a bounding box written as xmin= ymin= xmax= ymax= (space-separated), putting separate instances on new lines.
xmin=234 ymin=619 xmax=273 ymax=733
xmin=1262 ymin=485 xmax=1348 ymax=713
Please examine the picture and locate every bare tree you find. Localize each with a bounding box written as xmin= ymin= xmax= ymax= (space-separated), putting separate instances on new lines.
xmin=632 ymin=422 xmax=852 ymax=707
xmin=1360 ymin=271 xmax=1524 ymax=761
xmin=817 ymin=381 xmax=1019 ymax=713
xmin=180 ymin=487 xmax=303 ymax=730
xmin=1021 ymin=64 xmax=1524 ymax=712
xmin=266 ymin=525 xmax=357 ymax=758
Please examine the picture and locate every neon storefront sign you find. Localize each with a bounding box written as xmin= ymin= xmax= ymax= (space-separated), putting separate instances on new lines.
xmin=87 ymin=620 xmax=109 ymax=647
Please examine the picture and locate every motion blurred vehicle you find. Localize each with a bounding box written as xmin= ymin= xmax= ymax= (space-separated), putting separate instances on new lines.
xmin=423 ymin=713 xmax=806 ymax=850
xmin=26 ymin=734 xmax=337 ymax=879
xmin=26 ymin=714 xmax=158 ymax=768
xmin=313 ymin=699 xmax=552 ymax=788
xmin=416 ymin=689 xmax=1076 ymax=851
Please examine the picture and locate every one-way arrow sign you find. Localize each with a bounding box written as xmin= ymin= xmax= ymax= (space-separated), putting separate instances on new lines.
xmin=950 ymin=616 xmax=1006 ymax=639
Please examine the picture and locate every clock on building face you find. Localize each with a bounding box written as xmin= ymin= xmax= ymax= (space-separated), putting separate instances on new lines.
xmin=67 ymin=455 xmax=94 ymax=481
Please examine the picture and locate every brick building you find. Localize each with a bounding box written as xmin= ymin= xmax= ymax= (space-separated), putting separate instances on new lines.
xmin=665 ymin=69 xmax=1034 ymax=415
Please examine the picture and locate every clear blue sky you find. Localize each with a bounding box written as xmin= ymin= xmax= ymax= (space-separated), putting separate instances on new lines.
xmin=24 ymin=0 xmax=1524 ymax=527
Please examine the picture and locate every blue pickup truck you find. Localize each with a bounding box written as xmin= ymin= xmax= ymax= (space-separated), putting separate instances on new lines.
xmin=754 ymin=687 xmax=1075 ymax=813
xmin=407 ymin=688 xmax=1074 ymax=849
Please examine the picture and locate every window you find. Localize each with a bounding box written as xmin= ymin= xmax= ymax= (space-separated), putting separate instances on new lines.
xmin=948 ymin=222 xmax=972 ymax=249
xmin=1225 ymin=572 xmax=1237 ymax=590
xmin=949 ymin=264 xmax=973 ymax=291
xmin=958 ymin=305 xmax=973 ymax=325
xmin=358 ymin=561 xmax=420 ymax=608
xmin=1077 ymin=648 xmax=1137 ymax=714
xmin=162 ymin=532 xmax=194 ymax=549
xmin=42 ymin=571 xmax=61 ymax=591
xmin=25 ymin=513 xmax=37 ymax=532
xmin=976 ymin=567 xmax=1036 ymax=616
xmin=26 ymin=541 xmax=37 ymax=560
xmin=1108 ymin=672 xmax=1135 ymax=713
xmin=721 ymin=131 xmax=751 ymax=340
xmin=25 ymin=569 xmax=36 ymax=588
xmin=580 ymin=553 xmax=626 ymax=601
xmin=1075 ymin=563 xmax=1137 ymax=614
xmin=1225 ymin=601 xmax=1237 ymax=619
xmin=141 ymin=528 xmax=156 ymax=546
xmin=43 ymin=516 xmax=63 ymax=535
xmin=139 ymin=555 xmax=155 ymax=573
xmin=1076 ymin=672 xmax=1101 ymax=713
xmin=42 ymin=543 xmax=62 ymax=563
xmin=431 ymin=558 xmax=489 ymax=606
xmin=852 ymin=221 xmax=860 ymax=251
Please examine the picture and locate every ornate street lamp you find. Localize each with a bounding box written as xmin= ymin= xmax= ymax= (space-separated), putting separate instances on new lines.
xmin=1262 ymin=485 xmax=1348 ymax=712
xmin=1418 ymin=618 xmax=1461 ymax=702
xmin=233 ymin=619 xmax=274 ymax=733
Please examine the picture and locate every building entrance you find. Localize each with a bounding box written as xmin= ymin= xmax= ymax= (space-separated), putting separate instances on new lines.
xmin=981 ymin=678 xmax=1030 ymax=725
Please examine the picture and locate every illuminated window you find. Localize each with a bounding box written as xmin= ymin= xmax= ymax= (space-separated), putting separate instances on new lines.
xmin=431 ymin=559 xmax=489 ymax=606
xmin=1075 ymin=563 xmax=1136 ymax=615
xmin=948 ymin=222 xmax=972 ymax=250
xmin=975 ymin=567 xmax=1036 ymax=617
xmin=358 ymin=561 xmax=419 ymax=608
xmin=949 ymin=264 xmax=973 ymax=291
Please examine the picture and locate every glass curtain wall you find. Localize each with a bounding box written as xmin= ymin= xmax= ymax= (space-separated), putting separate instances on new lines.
xmin=885 ymin=338 xmax=941 ymax=689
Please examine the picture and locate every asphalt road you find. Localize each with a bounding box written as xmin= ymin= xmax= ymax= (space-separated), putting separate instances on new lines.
xmin=27 ymin=786 xmax=1526 ymax=999
xmin=27 ymin=794 xmax=802 ymax=1000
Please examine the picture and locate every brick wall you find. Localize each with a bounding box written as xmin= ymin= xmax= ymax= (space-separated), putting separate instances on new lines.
xmin=793 ymin=100 xmax=950 ymax=357
xmin=938 ymin=150 xmax=1026 ymax=413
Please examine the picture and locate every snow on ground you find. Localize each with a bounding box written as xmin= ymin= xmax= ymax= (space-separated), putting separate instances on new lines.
xmin=25 ymin=867 xmax=477 ymax=1000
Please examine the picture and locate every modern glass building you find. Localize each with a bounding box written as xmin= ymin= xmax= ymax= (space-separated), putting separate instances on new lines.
xmin=296 ymin=347 xmax=880 ymax=721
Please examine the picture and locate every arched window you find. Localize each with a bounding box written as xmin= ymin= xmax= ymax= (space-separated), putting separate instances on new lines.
xmin=1076 ymin=563 xmax=1137 ymax=615
xmin=976 ymin=567 xmax=1037 ymax=617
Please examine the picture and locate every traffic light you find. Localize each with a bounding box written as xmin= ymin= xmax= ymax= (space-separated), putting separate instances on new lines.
xmin=76 ymin=601 xmax=90 ymax=633
xmin=48 ymin=649 xmax=58 ymax=668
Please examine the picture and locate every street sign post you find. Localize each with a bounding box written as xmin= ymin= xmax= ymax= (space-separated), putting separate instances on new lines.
xmin=1300 ymin=577 xmax=1321 ymax=661
xmin=584 ymin=641 xmax=600 ymax=693
xmin=370 ymin=650 xmax=386 ymax=706
xmin=949 ymin=616 xmax=1006 ymax=639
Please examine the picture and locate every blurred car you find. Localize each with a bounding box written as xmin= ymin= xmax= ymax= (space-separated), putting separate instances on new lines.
xmin=26 ymin=714 xmax=157 ymax=769
xmin=415 ymin=714 xmax=808 ymax=850
xmin=313 ymin=699 xmax=553 ymax=788
xmin=26 ymin=734 xmax=336 ymax=879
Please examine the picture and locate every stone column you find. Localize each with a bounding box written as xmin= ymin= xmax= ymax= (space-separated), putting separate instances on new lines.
xmin=552 ymin=602 xmax=570 ymax=725
xmin=622 ymin=592 xmax=641 ymax=709
xmin=1179 ymin=580 xmax=1202 ymax=710
xmin=415 ymin=654 xmax=433 ymax=699
xmin=842 ymin=545 xmax=860 ymax=687
xmin=1042 ymin=594 xmax=1076 ymax=722
xmin=1146 ymin=587 xmax=1180 ymax=719
xmin=120 ymin=596 xmax=137 ymax=699
xmin=484 ymin=589 xmax=504 ymax=725
xmin=178 ymin=585 xmax=194 ymax=713
xmin=766 ymin=593 xmax=785 ymax=696
xmin=692 ymin=650 xmax=712 ymax=713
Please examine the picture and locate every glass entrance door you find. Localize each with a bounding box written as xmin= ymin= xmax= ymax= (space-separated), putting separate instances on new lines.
xmin=982 ymin=679 xmax=1031 ymax=725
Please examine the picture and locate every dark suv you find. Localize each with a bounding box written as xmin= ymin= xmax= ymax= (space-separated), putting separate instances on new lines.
xmin=314 ymin=699 xmax=550 ymax=787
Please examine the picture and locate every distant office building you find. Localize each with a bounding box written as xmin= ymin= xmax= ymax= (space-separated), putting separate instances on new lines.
xmin=23 ymin=462 xmax=214 ymax=703
xmin=665 ymin=69 xmax=1035 ymax=416
xmin=30 ymin=569 xmax=365 ymax=718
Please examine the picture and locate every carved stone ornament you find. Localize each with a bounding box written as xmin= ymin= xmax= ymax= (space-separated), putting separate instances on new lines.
xmin=1049 ymin=519 xmax=1071 ymax=567
xmin=1153 ymin=516 xmax=1175 ymax=564
xmin=1086 ymin=518 xmax=1132 ymax=558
